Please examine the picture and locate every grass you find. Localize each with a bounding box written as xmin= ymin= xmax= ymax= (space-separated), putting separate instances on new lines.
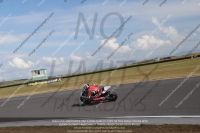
xmin=0 ymin=57 xmax=200 ymax=99
xmin=0 ymin=79 xmax=30 ymax=87
xmin=0 ymin=125 xmax=200 ymax=133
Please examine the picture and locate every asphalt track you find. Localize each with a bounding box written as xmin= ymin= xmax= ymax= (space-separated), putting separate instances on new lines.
xmin=0 ymin=76 xmax=200 ymax=122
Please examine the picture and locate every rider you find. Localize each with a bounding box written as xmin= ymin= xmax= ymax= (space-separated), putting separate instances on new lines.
xmin=83 ymin=84 xmax=105 ymax=101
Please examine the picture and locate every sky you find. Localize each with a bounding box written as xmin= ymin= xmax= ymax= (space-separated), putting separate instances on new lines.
xmin=0 ymin=0 xmax=200 ymax=81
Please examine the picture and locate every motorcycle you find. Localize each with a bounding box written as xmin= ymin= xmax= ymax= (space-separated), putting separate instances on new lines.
xmin=80 ymin=84 xmax=117 ymax=104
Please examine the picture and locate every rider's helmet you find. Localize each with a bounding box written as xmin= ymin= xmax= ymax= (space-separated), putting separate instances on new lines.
xmin=83 ymin=84 xmax=89 ymax=91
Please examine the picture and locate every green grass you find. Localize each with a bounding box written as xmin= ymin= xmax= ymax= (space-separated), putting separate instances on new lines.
xmin=0 ymin=79 xmax=30 ymax=87
xmin=0 ymin=57 xmax=200 ymax=99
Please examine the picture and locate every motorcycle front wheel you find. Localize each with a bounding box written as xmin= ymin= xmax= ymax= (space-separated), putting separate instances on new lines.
xmin=107 ymin=92 xmax=117 ymax=101
xmin=80 ymin=97 xmax=91 ymax=104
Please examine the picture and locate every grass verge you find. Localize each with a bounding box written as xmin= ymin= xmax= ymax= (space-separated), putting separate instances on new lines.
xmin=0 ymin=57 xmax=200 ymax=99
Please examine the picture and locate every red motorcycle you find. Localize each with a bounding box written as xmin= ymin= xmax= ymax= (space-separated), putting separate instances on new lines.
xmin=80 ymin=84 xmax=117 ymax=104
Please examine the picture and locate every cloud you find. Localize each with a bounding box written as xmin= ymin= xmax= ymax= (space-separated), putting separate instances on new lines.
xmin=1 ymin=0 xmax=200 ymax=80
xmin=8 ymin=57 xmax=34 ymax=69
xmin=131 ymin=16 xmax=182 ymax=53
xmin=42 ymin=57 xmax=65 ymax=65
xmin=86 ymin=52 xmax=92 ymax=59
xmin=158 ymin=26 xmax=183 ymax=42
xmin=10 ymin=12 xmax=50 ymax=25
xmin=152 ymin=17 xmax=160 ymax=26
xmin=69 ymin=55 xmax=82 ymax=61
xmin=0 ymin=30 xmax=27 ymax=45
xmin=95 ymin=35 xmax=100 ymax=39
xmin=103 ymin=37 xmax=131 ymax=53
xmin=132 ymin=35 xmax=171 ymax=51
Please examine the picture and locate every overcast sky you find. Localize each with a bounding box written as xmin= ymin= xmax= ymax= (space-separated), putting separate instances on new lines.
xmin=0 ymin=0 xmax=200 ymax=81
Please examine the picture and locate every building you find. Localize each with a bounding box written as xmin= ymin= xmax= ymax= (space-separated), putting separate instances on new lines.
xmin=31 ymin=69 xmax=48 ymax=81
xmin=155 ymin=58 xmax=160 ymax=62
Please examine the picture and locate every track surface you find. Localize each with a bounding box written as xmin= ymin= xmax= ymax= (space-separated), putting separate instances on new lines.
xmin=0 ymin=76 xmax=200 ymax=122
